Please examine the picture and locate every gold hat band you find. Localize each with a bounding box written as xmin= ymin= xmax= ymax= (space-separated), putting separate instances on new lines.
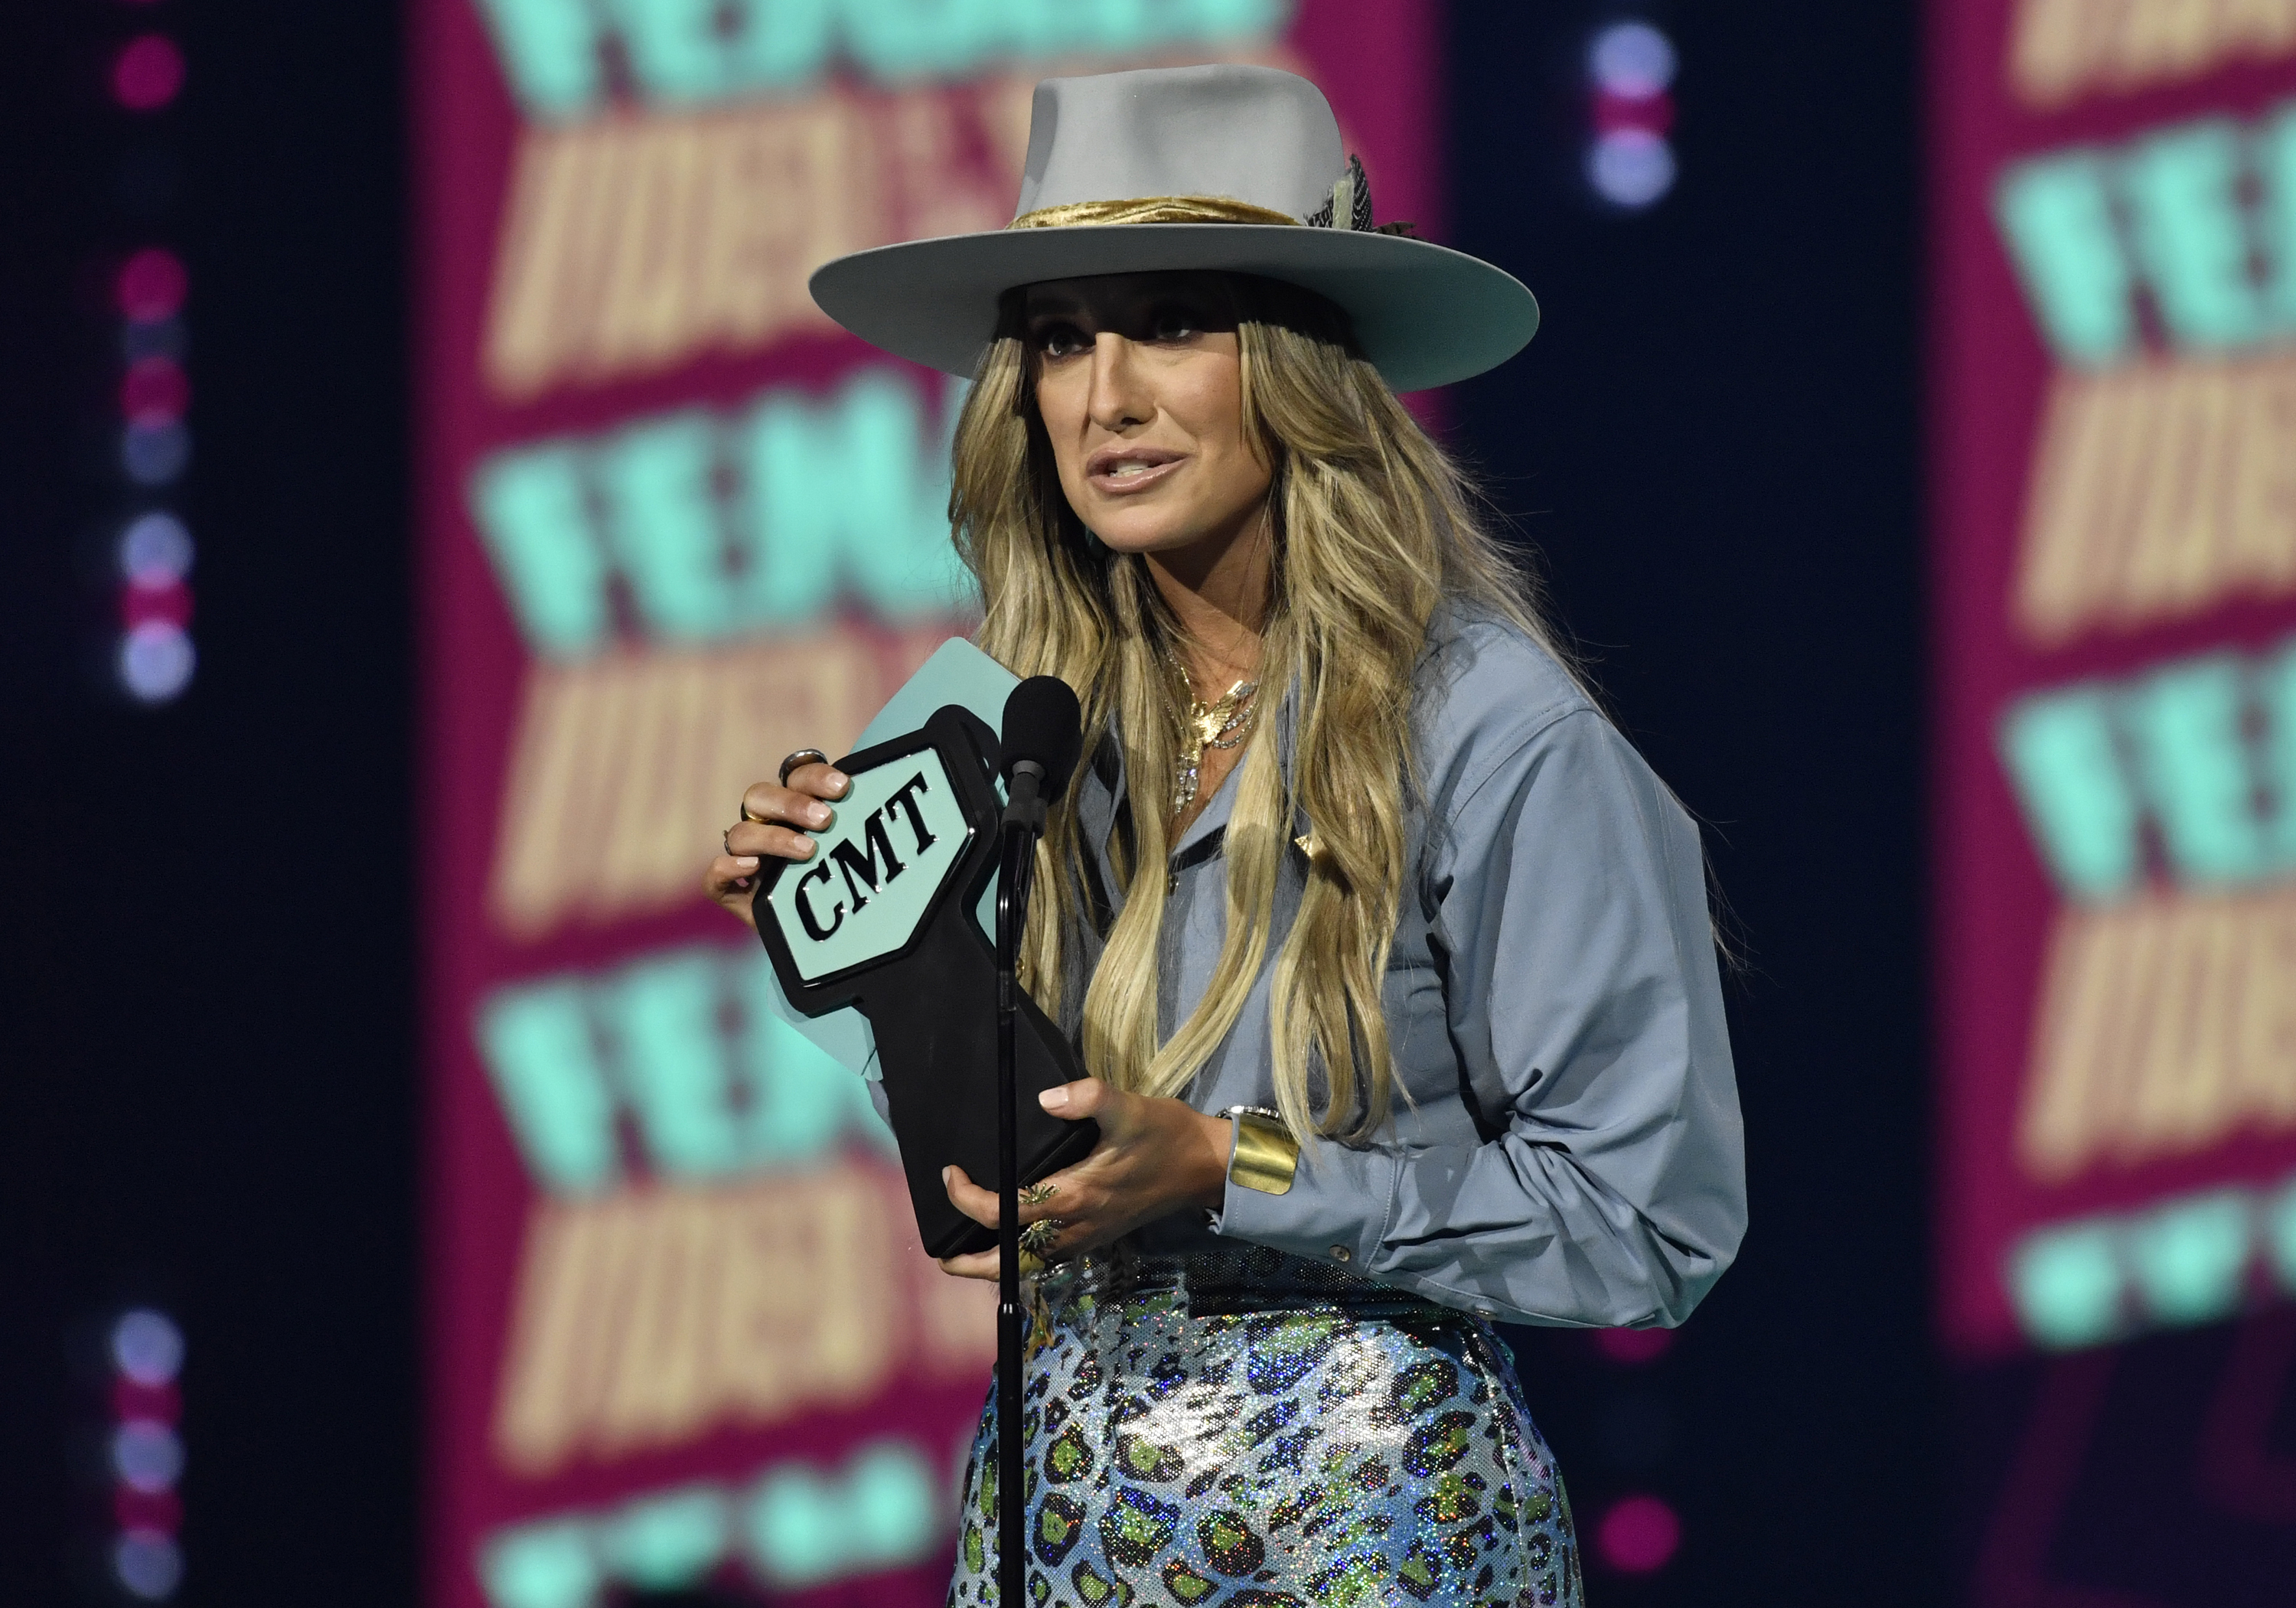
xmin=1006 ymin=195 xmax=1300 ymax=230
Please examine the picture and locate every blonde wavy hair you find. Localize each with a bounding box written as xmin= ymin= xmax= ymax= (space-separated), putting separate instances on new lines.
xmin=950 ymin=275 xmax=1571 ymax=1145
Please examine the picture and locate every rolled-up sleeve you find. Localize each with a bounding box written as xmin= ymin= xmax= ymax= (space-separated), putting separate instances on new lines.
xmin=1216 ymin=706 xmax=1746 ymax=1327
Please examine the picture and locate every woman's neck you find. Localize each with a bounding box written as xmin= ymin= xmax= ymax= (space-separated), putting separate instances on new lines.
xmin=1143 ymin=500 xmax=1274 ymax=693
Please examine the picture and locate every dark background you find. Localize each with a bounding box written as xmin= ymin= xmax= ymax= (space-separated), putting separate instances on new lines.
xmin=0 ymin=2 xmax=1929 ymax=1604
xmin=1459 ymin=5 xmax=1932 ymax=1606
xmin=0 ymin=1 xmax=420 ymax=1603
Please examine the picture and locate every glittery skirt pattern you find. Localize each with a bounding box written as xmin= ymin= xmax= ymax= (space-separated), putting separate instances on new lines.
xmin=948 ymin=1245 xmax=1581 ymax=1607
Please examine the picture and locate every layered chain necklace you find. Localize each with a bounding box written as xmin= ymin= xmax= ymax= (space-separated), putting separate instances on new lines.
xmin=1166 ymin=654 xmax=1261 ymax=814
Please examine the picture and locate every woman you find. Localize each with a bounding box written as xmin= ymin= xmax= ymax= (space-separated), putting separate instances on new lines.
xmin=708 ymin=64 xmax=1743 ymax=1608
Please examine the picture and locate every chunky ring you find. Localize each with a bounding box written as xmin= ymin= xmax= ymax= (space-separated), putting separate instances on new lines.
xmin=778 ymin=749 xmax=830 ymax=788
xmin=1019 ymin=1218 xmax=1068 ymax=1260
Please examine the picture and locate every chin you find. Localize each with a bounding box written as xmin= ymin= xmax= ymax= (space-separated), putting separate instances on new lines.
xmin=1084 ymin=509 xmax=1226 ymax=557
xmin=1094 ymin=529 xmax=1191 ymax=556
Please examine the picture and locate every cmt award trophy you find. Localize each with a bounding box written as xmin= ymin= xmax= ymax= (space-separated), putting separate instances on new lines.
xmin=748 ymin=649 xmax=1096 ymax=1258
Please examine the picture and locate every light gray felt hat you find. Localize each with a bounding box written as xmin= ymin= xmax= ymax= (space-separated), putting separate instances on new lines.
xmin=807 ymin=64 xmax=1540 ymax=393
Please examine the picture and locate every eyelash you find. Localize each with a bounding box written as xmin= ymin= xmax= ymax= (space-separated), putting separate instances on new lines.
xmin=1031 ymin=309 xmax=1201 ymax=356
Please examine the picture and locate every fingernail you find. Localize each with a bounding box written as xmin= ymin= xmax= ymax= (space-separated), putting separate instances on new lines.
xmin=827 ymin=771 xmax=850 ymax=794
xmin=805 ymin=803 xmax=831 ymax=826
xmin=941 ymin=1166 xmax=954 ymax=1187
xmin=1039 ymin=1087 xmax=1068 ymax=1112
xmin=734 ymin=855 xmax=758 ymax=869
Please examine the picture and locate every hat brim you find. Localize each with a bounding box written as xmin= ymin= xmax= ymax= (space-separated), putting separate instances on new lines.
xmin=809 ymin=224 xmax=1540 ymax=394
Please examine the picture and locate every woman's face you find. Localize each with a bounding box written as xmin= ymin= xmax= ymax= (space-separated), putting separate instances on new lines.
xmin=1024 ymin=272 xmax=1273 ymax=563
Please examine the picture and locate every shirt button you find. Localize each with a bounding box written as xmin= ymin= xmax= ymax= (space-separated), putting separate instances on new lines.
xmin=1329 ymin=1245 xmax=1352 ymax=1263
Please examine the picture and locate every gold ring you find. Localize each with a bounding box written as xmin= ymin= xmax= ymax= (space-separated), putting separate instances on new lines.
xmin=1019 ymin=1218 xmax=1067 ymax=1260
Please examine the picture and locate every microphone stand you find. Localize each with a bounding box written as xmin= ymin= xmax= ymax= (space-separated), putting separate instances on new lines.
xmin=994 ymin=760 xmax=1046 ymax=1608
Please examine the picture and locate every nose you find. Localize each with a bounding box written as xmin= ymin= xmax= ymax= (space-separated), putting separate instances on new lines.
xmin=1085 ymin=331 xmax=1150 ymax=432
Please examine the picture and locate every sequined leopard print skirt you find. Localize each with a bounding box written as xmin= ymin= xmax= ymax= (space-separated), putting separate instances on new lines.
xmin=948 ymin=1245 xmax=1581 ymax=1607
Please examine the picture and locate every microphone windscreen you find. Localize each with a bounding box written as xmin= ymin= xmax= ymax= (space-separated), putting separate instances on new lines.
xmin=1000 ymin=676 xmax=1084 ymax=797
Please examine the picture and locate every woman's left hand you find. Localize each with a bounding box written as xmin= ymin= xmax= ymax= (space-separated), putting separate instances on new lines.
xmin=938 ymin=1078 xmax=1232 ymax=1280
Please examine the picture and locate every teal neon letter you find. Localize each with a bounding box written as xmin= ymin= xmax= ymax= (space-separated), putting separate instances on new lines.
xmin=2258 ymin=637 xmax=2296 ymax=867
xmin=472 ymin=0 xmax=604 ymax=120
xmin=2123 ymin=654 xmax=2267 ymax=886
xmin=599 ymin=949 xmax=746 ymax=1179
xmin=744 ymin=1440 xmax=938 ymax=1588
xmin=2259 ymin=102 xmax=2296 ymax=334
xmin=477 ymin=980 xmax=620 ymax=1195
xmin=479 ymin=1517 xmax=600 ymax=1608
xmin=1186 ymin=0 xmax=1292 ymax=41
xmin=1995 ymin=151 xmax=2135 ymax=366
xmin=608 ymin=0 xmax=839 ymax=103
xmin=471 ymin=442 xmax=611 ymax=659
xmin=841 ymin=1443 xmax=938 ymax=1571
xmin=735 ymin=390 xmax=843 ymax=625
xmin=735 ymin=370 xmax=966 ymax=625
xmin=840 ymin=0 xmax=994 ymax=79
xmin=2122 ymin=119 xmax=2268 ymax=350
xmin=595 ymin=411 xmax=732 ymax=641
xmin=2125 ymin=1192 xmax=2252 ymax=1329
xmin=1998 ymin=686 xmax=2143 ymax=901
xmin=724 ymin=0 xmax=839 ymax=91
xmin=592 ymin=1484 xmax=730 ymax=1591
xmin=2009 ymin=1221 xmax=2125 ymax=1350
xmin=605 ymin=0 xmax=734 ymax=103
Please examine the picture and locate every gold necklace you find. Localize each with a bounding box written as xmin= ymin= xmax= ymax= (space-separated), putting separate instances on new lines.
xmin=1166 ymin=658 xmax=1260 ymax=812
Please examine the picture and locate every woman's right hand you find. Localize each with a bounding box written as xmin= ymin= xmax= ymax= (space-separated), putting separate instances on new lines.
xmin=704 ymin=758 xmax=852 ymax=931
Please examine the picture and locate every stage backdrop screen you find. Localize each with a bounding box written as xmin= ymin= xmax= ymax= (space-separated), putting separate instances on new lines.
xmin=411 ymin=5 xmax=1440 ymax=1604
xmin=1932 ymin=0 xmax=2296 ymax=1356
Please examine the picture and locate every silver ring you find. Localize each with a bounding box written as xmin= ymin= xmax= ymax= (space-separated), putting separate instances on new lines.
xmin=779 ymin=749 xmax=830 ymax=788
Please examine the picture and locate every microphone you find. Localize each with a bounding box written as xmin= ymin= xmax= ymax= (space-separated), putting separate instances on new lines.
xmin=991 ymin=672 xmax=1079 ymax=1608
xmin=999 ymin=676 xmax=1082 ymax=833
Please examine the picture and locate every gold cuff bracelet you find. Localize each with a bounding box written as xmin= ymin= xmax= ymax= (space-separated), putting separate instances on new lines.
xmin=1224 ymin=1106 xmax=1300 ymax=1196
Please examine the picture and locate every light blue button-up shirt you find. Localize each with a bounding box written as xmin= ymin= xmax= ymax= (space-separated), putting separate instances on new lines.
xmin=1071 ymin=608 xmax=1746 ymax=1329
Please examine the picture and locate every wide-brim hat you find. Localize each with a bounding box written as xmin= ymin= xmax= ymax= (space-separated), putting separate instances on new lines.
xmin=809 ymin=64 xmax=1540 ymax=394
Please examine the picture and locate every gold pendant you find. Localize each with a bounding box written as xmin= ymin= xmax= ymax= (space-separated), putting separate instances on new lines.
xmin=1168 ymin=667 xmax=1257 ymax=816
